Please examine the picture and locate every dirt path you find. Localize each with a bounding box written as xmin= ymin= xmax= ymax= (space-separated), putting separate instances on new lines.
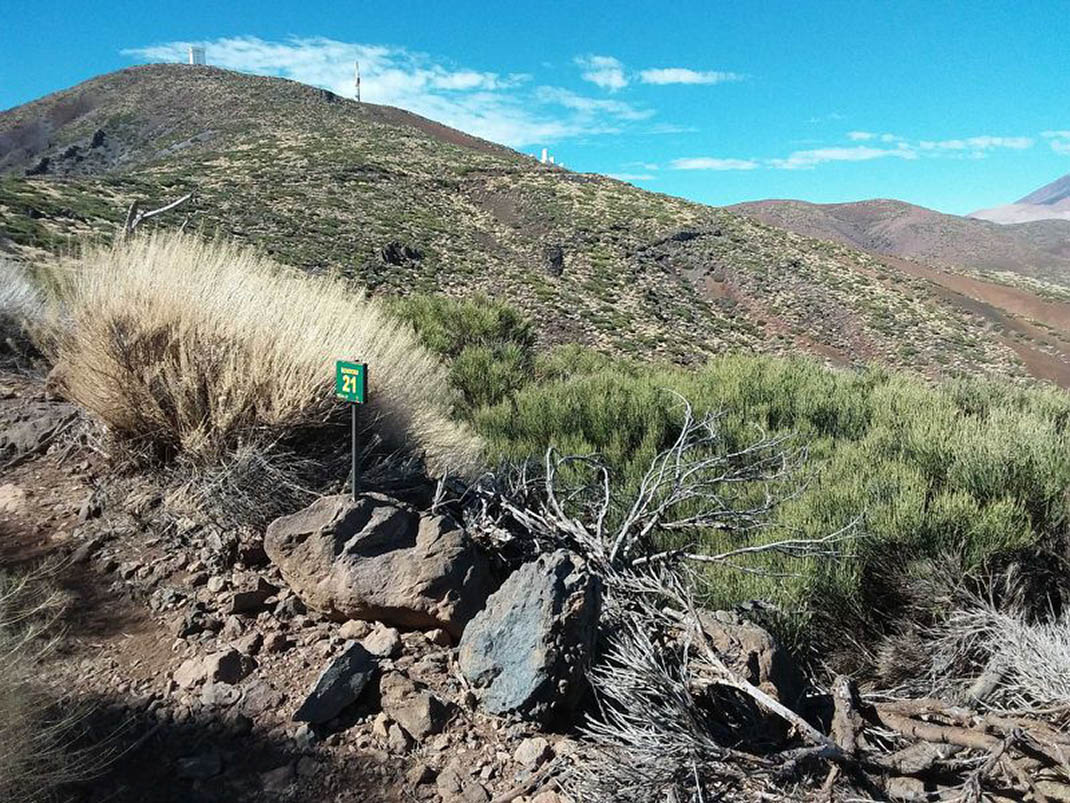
xmin=0 ymin=371 xmax=415 ymax=802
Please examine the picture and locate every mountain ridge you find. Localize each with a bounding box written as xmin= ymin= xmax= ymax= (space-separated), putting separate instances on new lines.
xmin=731 ymin=197 xmax=1070 ymax=283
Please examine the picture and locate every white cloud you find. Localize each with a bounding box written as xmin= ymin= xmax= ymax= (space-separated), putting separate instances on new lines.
xmin=770 ymin=146 xmax=917 ymax=170
xmin=847 ymin=131 xmax=875 ymax=141
xmin=917 ymin=136 xmax=1033 ymax=151
xmin=647 ymin=122 xmax=700 ymax=135
xmin=122 ymin=36 xmax=649 ymax=148
xmin=535 ymin=86 xmax=653 ymax=121
xmin=671 ymin=157 xmax=760 ymax=171
xmin=638 ymin=68 xmax=743 ymax=85
xmin=1041 ymin=130 xmax=1070 ymax=155
xmin=574 ymin=55 xmax=628 ymax=91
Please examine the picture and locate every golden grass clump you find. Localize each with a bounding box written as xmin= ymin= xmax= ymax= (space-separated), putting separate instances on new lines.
xmin=49 ymin=232 xmax=482 ymax=477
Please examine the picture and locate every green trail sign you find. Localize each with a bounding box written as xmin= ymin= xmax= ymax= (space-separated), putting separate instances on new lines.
xmin=336 ymin=360 xmax=367 ymax=501
xmin=335 ymin=360 xmax=367 ymax=404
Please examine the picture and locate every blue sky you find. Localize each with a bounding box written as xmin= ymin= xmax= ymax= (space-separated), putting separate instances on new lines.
xmin=3 ymin=0 xmax=1069 ymax=214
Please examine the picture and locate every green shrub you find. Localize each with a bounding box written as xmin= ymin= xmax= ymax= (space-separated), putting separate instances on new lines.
xmin=391 ymin=293 xmax=536 ymax=415
xmin=472 ymin=349 xmax=1070 ymax=643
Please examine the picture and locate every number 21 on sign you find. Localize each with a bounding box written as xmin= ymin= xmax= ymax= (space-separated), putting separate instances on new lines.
xmin=335 ymin=361 xmax=367 ymax=403
xmin=335 ymin=360 xmax=367 ymax=500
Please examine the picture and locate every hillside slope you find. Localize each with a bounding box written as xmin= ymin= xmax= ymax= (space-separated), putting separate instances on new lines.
xmin=1 ymin=64 xmax=1066 ymax=385
xmin=730 ymin=198 xmax=1070 ymax=283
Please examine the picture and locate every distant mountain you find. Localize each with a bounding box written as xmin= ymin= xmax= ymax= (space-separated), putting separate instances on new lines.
xmin=969 ymin=174 xmax=1070 ymax=224
xmin=1 ymin=64 xmax=1068 ymax=387
xmin=1017 ymin=174 xmax=1070 ymax=206
xmin=730 ymin=198 xmax=1070 ymax=284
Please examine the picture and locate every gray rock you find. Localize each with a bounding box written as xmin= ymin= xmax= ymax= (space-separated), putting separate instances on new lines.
xmin=262 ymin=632 xmax=291 ymax=654
xmin=379 ymin=672 xmax=449 ymax=740
xmin=458 ymin=550 xmax=600 ymax=725
xmin=292 ymin=642 xmax=377 ymax=724
xmin=407 ymin=762 xmax=436 ymax=786
xmin=338 ymin=619 xmax=371 ymax=640
xmin=361 ymin=625 xmax=401 ymax=658
xmin=386 ymin=722 xmax=413 ymax=753
xmin=437 ymin=760 xmax=490 ymax=803
xmin=201 ymin=682 xmax=242 ymax=707
xmin=293 ymin=723 xmax=316 ymax=750
xmin=173 ymin=647 xmax=255 ymax=688
xmin=261 ymin=762 xmax=295 ymax=795
xmin=0 ymin=404 xmax=77 ymax=460
xmin=235 ymin=631 xmax=263 ymax=656
xmin=227 ymin=577 xmax=278 ymax=615
xmin=242 ymin=680 xmax=284 ymax=717
xmin=425 ymin=628 xmax=452 ymax=647
xmin=513 ymin=736 xmax=552 ymax=769
xmin=265 ymin=494 xmax=490 ymax=637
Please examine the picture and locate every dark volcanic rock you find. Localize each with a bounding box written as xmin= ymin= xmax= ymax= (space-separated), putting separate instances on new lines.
xmin=265 ymin=494 xmax=490 ymax=637
xmin=292 ymin=642 xmax=377 ymax=724
xmin=379 ymin=240 xmax=422 ymax=265
xmin=543 ymin=243 xmax=565 ymax=276
xmin=458 ymin=549 xmax=600 ymax=726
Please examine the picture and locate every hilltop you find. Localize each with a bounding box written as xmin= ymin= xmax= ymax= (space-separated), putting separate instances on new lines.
xmin=2 ymin=64 xmax=1069 ymax=385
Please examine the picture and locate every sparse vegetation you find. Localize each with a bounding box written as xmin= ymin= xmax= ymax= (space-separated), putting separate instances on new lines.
xmin=45 ymin=233 xmax=482 ymax=498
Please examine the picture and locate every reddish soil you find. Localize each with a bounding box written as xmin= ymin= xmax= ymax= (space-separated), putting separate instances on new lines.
xmin=884 ymin=256 xmax=1070 ymax=334
xmin=874 ymin=256 xmax=1070 ymax=388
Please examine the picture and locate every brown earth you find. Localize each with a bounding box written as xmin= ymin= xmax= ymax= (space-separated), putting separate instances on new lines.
xmin=732 ymin=198 xmax=1070 ymax=286
xmin=875 ymin=255 xmax=1070 ymax=388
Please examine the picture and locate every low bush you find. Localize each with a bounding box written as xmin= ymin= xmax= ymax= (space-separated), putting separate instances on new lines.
xmin=391 ymin=293 xmax=536 ymax=415
xmin=473 ymin=348 xmax=1070 ymax=646
xmin=47 ymin=233 xmax=482 ymax=490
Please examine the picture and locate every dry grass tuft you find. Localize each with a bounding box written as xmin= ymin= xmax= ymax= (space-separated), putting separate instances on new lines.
xmin=0 ymin=563 xmax=94 ymax=801
xmin=0 ymin=258 xmax=44 ymax=362
xmin=47 ymin=233 xmax=482 ymax=483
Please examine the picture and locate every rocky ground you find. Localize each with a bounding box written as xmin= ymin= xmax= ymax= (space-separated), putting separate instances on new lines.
xmin=0 ymin=367 xmax=574 ymax=803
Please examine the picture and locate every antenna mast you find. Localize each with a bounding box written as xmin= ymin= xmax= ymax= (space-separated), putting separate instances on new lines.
xmin=355 ymin=61 xmax=361 ymax=103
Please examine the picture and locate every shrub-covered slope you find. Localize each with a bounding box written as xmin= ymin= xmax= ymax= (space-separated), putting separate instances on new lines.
xmin=0 ymin=64 xmax=1055 ymax=384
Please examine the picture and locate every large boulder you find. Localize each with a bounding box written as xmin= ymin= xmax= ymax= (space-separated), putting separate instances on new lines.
xmin=458 ymin=550 xmax=600 ymax=726
xmin=265 ymin=494 xmax=489 ymax=637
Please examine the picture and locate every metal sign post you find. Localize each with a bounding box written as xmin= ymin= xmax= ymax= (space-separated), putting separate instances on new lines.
xmin=335 ymin=360 xmax=367 ymax=501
